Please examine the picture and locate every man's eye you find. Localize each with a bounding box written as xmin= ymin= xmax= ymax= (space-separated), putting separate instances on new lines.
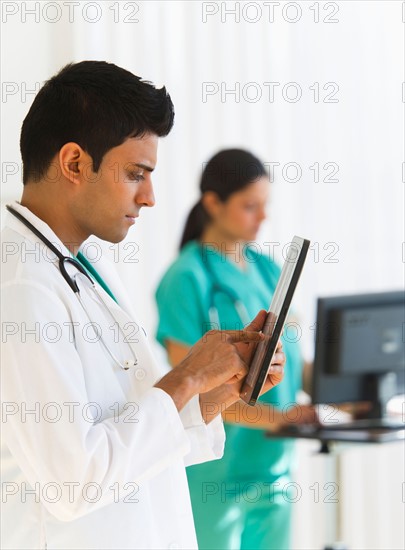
xmin=127 ymin=172 xmax=145 ymax=182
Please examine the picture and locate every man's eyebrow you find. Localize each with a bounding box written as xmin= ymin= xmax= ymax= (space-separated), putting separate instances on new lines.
xmin=127 ymin=162 xmax=155 ymax=172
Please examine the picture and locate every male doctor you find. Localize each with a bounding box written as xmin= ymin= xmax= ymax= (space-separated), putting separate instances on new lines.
xmin=1 ymin=61 xmax=285 ymax=550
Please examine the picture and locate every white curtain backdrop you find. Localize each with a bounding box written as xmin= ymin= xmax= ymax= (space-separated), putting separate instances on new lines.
xmin=1 ymin=2 xmax=404 ymax=548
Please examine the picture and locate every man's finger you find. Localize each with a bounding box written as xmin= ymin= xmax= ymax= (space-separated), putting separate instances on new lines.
xmin=271 ymin=351 xmax=285 ymax=365
xmin=275 ymin=339 xmax=283 ymax=351
xmin=267 ymin=364 xmax=284 ymax=374
xmin=245 ymin=309 xmax=267 ymax=332
xmin=225 ymin=330 xmax=266 ymax=344
xmin=226 ymin=362 xmax=249 ymax=382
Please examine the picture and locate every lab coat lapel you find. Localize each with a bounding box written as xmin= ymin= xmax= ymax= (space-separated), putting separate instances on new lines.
xmin=82 ymin=253 xmax=137 ymax=320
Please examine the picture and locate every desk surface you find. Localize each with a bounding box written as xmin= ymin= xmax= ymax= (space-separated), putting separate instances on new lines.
xmin=267 ymin=424 xmax=405 ymax=443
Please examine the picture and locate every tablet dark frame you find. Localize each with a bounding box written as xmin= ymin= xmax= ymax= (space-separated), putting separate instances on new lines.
xmin=240 ymin=237 xmax=310 ymax=406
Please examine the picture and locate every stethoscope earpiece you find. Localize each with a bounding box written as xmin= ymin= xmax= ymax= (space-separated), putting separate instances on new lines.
xmin=123 ymin=359 xmax=137 ymax=370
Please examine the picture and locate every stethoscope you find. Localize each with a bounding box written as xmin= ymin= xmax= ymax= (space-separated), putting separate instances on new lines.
xmin=201 ymin=247 xmax=251 ymax=327
xmin=6 ymin=205 xmax=138 ymax=370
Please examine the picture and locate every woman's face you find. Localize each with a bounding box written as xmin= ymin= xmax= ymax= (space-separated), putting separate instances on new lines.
xmin=208 ymin=176 xmax=269 ymax=242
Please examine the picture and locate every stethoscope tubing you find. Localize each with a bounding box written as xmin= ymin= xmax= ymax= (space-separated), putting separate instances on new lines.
xmin=201 ymin=246 xmax=251 ymax=327
xmin=6 ymin=205 xmax=138 ymax=370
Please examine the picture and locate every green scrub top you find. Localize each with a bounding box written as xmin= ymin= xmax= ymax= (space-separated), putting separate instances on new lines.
xmin=76 ymin=252 xmax=118 ymax=304
xmin=156 ymin=240 xmax=303 ymax=483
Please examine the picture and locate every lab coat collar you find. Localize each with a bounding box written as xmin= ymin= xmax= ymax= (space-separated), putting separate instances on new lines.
xmin=5 ymin=201 xmax=139 ymax=322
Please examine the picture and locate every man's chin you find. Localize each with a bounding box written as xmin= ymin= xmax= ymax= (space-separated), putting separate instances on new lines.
xmin=97 ymin=229 xmax=130 ymax=245
xmin=246 ymin=232 xmax=259 ymax=243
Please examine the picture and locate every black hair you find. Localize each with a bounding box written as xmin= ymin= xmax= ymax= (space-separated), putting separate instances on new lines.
xmin=20 ymin=60 xmax=175 ymax=184
xmin=180 ymin=149 xmax=267 ymax=249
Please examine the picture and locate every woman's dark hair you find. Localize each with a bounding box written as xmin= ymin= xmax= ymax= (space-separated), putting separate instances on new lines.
xmin=180 ymin=149 xmax=267 ymax=249
xmin=20 ymin=60 xmax=174 ymax=184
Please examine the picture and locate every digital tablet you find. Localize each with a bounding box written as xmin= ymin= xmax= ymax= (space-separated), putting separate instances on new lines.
xmin=240 ymin=236 xmax=310 ymax=406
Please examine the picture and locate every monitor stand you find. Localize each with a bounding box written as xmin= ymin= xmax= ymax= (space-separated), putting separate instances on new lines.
xmin=366 ymin=372 xmax=397 ymax=427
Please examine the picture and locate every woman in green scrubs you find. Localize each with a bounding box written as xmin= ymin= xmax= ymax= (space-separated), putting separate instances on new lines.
xmin=155 ymin=149 xmax=314 ymax=550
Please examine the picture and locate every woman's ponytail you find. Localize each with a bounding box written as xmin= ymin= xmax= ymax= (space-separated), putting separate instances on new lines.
xmin=179 ymin=200 xmax=209 ymax=250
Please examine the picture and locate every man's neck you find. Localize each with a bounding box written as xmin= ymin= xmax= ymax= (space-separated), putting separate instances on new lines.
xmin=20 ymin=191 xmax=85 ymax=256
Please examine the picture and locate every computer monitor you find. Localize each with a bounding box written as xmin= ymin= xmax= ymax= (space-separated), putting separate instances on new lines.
xmin=311 ymin=290 xmax=405 ymax=420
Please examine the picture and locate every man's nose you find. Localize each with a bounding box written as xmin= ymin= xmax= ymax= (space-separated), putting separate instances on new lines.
xmin=258 ymin=207 xmax=267 ymax=221
xmin=136 ymin=178 xmax=155 ymax=207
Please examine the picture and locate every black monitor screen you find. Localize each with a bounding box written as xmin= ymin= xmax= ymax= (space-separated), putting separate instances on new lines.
xmin=312 ymin=291 xmax=405 ymax=418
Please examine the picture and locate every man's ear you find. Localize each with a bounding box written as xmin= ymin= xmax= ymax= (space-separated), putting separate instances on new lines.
xmin=58 ymin=143 xmax=89 ymax=184
xmin=201 ymin=191 xmax=222 ymax=218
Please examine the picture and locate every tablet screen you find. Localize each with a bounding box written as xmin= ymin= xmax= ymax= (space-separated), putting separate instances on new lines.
xmin=240 ymin=236 xmax=310 ymax=406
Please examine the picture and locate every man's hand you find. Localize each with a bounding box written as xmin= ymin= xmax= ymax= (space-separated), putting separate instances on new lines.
xmin=200 ymin=310 xmax=286 ymax=422
xmin=155 ymin=327 xmax=264 ymax=412
xmin=233 ymin=309 xmax=286 ymax=398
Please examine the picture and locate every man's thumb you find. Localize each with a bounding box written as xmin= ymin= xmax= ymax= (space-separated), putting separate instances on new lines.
xmin=246 ymin=309 xmax=267 ymax=332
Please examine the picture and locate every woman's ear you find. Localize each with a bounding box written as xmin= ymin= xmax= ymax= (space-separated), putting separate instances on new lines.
xmin=201 ymin=191 xmax=222 ymax=218
xmin=58 ymin=143 xmax=89 ymax=185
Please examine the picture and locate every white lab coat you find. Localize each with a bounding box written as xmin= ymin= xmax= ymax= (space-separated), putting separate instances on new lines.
xmin=1 ymin=203 xmax=225 ymax=550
